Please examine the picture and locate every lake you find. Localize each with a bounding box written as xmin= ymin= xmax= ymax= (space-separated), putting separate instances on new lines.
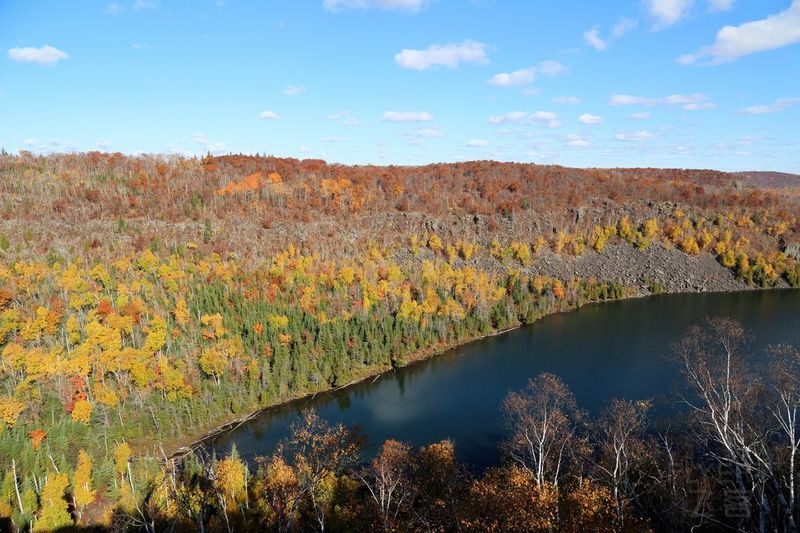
xmin=210 ymin=290 xmax=800 ymax=470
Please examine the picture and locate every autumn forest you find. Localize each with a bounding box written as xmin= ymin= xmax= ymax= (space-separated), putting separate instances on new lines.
xmin=0 ymin=151 xmax=799 ymax=531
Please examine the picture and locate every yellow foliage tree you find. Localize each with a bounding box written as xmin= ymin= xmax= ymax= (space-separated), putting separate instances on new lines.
xmin=642 ymin=218 xmax=659 ymax=239
xmin=173 ymin=296 xmax=190 ymax=327
xmin=115 ymin=442 xmax=131 ymax=477
xmin=73 ymin=449 xmax=97 ymax=517
xmin=199 ymin=338 xmax=243 ymax=384
xmin=0 ymin=395 xmax=25 ymax=428
xmin=33 ymin=472 xmax=71 ymax=532
xmin=409 ymin=234 xmax=420 ymax=256
xmin=71 ymin=399 xmax=93 ymax=424
xmin=617 ymin=217 xmax=634 ymax=242
xmin=215 ymin=450 xmax=248 ymax=511
xmin=591 ymin=226 xmax=608 ymax=252
xmin=681 ymin=237 xmax=700 ymax=255
xmin=458 ymin=240 xmax=478 ymax=260
xmin=267 ymin=314 xmax=290 ymax=329
xmin=94 ymin=381 xmax=119 ymax=407
xmin=201 ymin=313 xmax=226 ymax=340
xmin=66 ymin=314 xmax=82 ymax=345
xmin=553 ymin=232 xmax=567 ymax=253
xmin=155 ymin=356 xmax=192 ymax=401
xmin=142 ymin=316 xmax=167 ymax=354
xmin=446 ymin=244 xmax=458 ymax=265
xmin=427 ymin=233 xmax=443 ymax=253
xmin=511 ymin=242 xmax=531 ymax=266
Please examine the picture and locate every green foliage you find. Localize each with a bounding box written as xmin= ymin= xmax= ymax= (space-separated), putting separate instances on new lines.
xmin=203 ymin=219 xmax=214 ymax=243
xmin=787 ymin=265 xmax=800 ymax=288
xmin=646 ymin=279 xmax=666 ymax=295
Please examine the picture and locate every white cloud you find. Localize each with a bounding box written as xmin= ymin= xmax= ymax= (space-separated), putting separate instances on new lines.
xmin=522 ymin=87 xmax=541 ymax=97
xmin=132 ymin=42 xmax=150 ymax=50
xmin=613 ymin=17 xmax=638 ymax=38
xmin=586 ymin=17 xmax=638 ymax=51
xmin=322 ymin=135 xmax=348 ymax=143
xmin=105 ymin=2 xmax=125 ymax=13
xmin=8 ymin=45 xmax=68 ymax=66
xmin=553 ymin=95 xmax=582 ymax=104
xmin=488 ymin=111 xmax=528 ymax=124
xmin=737 ymin=135 xmax=764 ymax=145
xmin=133 ymin=0 xmax=159 ymax=10
xmin=630 ymin=111 xmax=652 ymax=119
xmin=416 ymin=127 xmax=443 ymax=137
xmin=615 ymin=130 xmax=657 ymax=141
xmin=740 ymin=97 xmax=800 ymax=114
xmin=95 ymin=139 xmax=112 ymax=150
xmin=394 ymin=40 xmax=488 ymax=70
xmin=466 ymin=139 xmax=489 ymax=147
xmin=327 ymin=110 xmax=359 ymax=126
xmin=487 ymin=60 xmax=565 ymax=88
xmin=323 ymin=0 xmax=429 ymax=11
xmin=663 ymin=94 xmax=717 ymax=108
xmin=538 ymin=59 xmax=567 ymax=77
xmin=258 ymin=111 xmax=281 ymax=120
xmin=584 ymin=27 xmax=608 ymax=50
xmin=192 ymin=133 xmax=227 ymax=154
xmin=679 ymin=0 xmax=800 ymax=65
xmin=683 ymin=102 xmax=717 ymax=110
xmin=382 ymin=111 xmax=433 ymax=122
xmin=645 ymin=0 xmax=694 ymax=28
xmin=610 ymin=94 xmax=650 ymax=105
xmin=708 ymin=0 xmax=733 ymax=11
xmin=487 ymin=67 xmax=536 ymax=87
xmin=609 ymin=93 xmax=715 ymax=109
xmin=529 ymin=111 xmax=561 ymax=128
xmin=565 ymin=134 xmax=591 ymax=147
xmin=284 ymin=84 xmax=306 ymax=96
xmin=579 ymin=113 xmax=603 ymax=125
xmin=35 ymin=139 xmax=78 ymax=154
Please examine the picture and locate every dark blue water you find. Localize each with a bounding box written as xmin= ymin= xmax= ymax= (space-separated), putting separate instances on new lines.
xmin=211 ymin=290 xmax=800 ymax=469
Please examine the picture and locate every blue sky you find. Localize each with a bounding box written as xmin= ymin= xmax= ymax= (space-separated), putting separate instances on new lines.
xmin=1 ymin=0 xmax=799 ymax=171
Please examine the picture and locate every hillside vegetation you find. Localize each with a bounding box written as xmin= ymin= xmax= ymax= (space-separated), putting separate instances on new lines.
xmin=0 ymin=151 xmax=798 ymax=530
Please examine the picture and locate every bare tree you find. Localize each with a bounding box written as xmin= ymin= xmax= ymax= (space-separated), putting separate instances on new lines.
xmin=501 ymin=372 xmax=580 ymax=490
xmin=278 ymin=410 xmax=361 ymax=532
xmin=166 ymin=449 xmax=218 ymax=533
xmin=769 ymin=345 xmax=800 ymax=531
xmin=675 ymin=317 xmax=778 ymax=532
xmin=357 ymin=439 xmax=416 ymax=533
xmin=649 ymin=429 xmax=718 ymax=531
xmin=593 ymin=398 xmax=651 ymax=525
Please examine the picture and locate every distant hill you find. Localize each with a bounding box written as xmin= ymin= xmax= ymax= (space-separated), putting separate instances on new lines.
xmin=734 ymin=171 xmax=800 ymax=189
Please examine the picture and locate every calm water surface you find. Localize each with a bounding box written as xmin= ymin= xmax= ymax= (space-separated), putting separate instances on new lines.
xmin=211 ymin=290 xmax=800 ymax=469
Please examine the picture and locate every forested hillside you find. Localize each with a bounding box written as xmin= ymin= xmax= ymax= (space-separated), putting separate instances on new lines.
xmin=0 ymin=152 xmax=798 ymax=531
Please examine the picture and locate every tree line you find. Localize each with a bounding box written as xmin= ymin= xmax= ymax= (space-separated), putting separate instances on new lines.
xmin=28 ymin=318 xmax=794 ymax=532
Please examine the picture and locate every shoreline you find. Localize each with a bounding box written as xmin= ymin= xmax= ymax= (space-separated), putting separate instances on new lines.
xmin=164 ymin=284 xmax=792 ymax=462
xmin=168 ymin=322 xmax=525 ymax=460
